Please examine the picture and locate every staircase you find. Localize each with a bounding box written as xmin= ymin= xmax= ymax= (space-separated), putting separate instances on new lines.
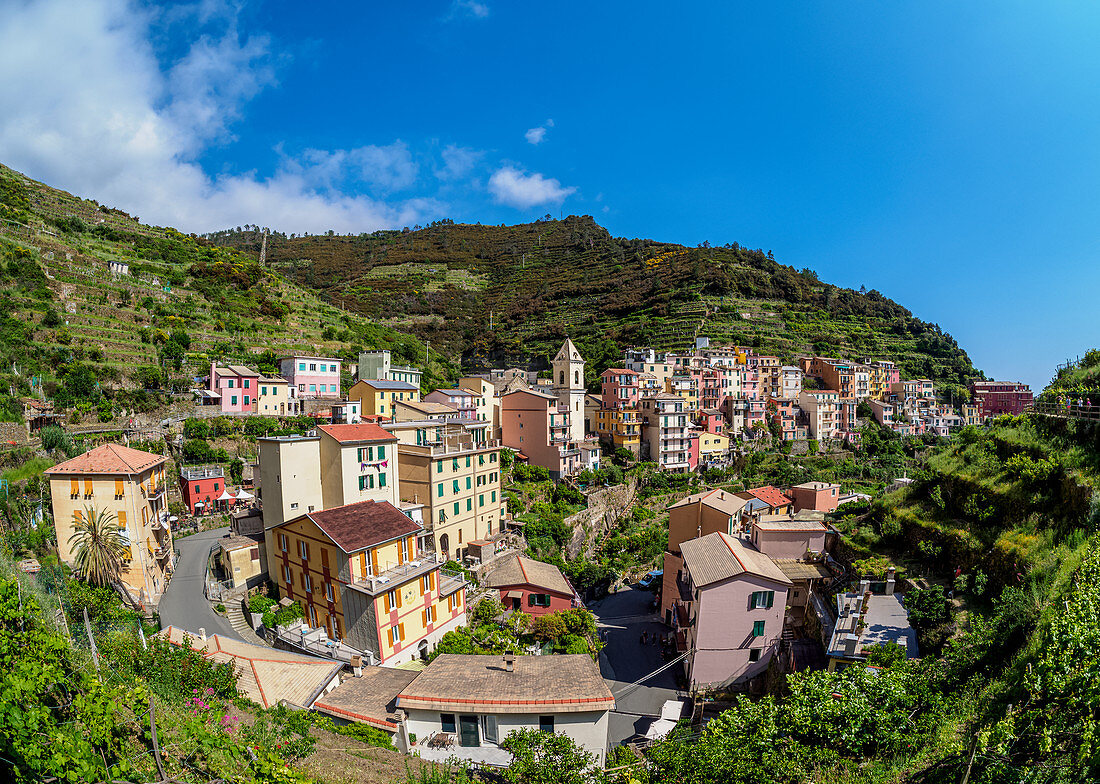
xmin=225 ymin=602 xmax=268 ymax=645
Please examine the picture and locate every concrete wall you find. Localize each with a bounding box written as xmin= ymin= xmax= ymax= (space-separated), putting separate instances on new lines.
xmin=751 ymin=527 xmax=827 ymax=560
xmin=404 ymin=707 xmax=609 ymax=766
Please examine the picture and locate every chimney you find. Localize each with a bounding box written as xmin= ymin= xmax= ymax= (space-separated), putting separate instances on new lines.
xmin=199 ymin=627 xmax=206 ymax=641
xmin=504 ymin=653 xmax=515 ymax=673
xmin=351 ymin=655 xmax=363 ymax=677
xmin=885 ymin=567 xmax=896 ymax=596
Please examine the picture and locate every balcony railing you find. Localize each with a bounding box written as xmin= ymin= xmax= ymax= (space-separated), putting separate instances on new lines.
xmin=349 ymin=552 xmax=466 ymax=595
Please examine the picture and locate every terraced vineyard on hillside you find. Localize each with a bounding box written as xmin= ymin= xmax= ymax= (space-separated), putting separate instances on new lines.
xmin=209 ymin=217 xmax=981 ymax=387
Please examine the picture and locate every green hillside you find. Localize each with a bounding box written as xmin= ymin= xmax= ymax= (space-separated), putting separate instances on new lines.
xmin=207 ymin=217 xmax=982 ymax=387
xmin=0 ymin=163 xmax=455 ymax=415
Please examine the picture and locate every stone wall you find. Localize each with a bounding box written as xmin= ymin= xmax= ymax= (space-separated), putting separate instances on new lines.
xmin=565 ymin=478 xmax=639 ymax=559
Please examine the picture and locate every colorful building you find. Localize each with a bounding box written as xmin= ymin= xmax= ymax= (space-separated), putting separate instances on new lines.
xmin=45 ymin=444 xmax=172 ymax=604
xmin=970 ymin=381 xmax=1032 ymax=417
xmin=317 ymin=423 xmax=401 ymax=509
xmin=179 ymin=465 xmax=226 ymax=515
xmin=207 ymin=363 xmax=260 ymax=413
xmin=483 ymin=554 xmax=578 ymax=617
xmin=280 ymin=355 xmax=342 ymax=399
xmin=267 ymin=499 xmax=466 ymax=665
xmin=348 ymin=379 xmax=421 ymax=419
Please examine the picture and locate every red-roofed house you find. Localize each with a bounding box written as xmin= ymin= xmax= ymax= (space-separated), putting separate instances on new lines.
xmin=45 ymin=443 xmax=171 ymax=604
xmin=266 ymin=499 xmax=467 ymax=665
xmin=482 ymin=554 xmax=579 ymax=617
xmin=737 ymin=485 xmax=792 ymax=516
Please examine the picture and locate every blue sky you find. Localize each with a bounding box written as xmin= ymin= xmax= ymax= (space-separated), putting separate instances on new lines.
xmin=1 ymin=1 xmax=1098 ymax=389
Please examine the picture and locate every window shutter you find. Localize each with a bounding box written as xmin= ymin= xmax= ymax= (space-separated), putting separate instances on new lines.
xmin=396 ymin=589 xmax=403 ymax=608
xmin=74 ymin=509 xmax=83 ymax=523
xmin=371 ymin=549 xmax=379 ymax=575
xmin=118 ymin=511 xmax=127 ymax=527
xmin=422 ymin=609 xmax=427 ymax=626
xmin=407 ymin=536 xmax=416 ymax=559
xmin=70 ymin=478 xmax=78 ymax=495
xmin=321 ymin=548 xmax=329 ymax=569
xmin=84 ymin=478 xmax=93 ymax=495
xmin=766 ymin=591 xmax=774 ymax=608
xmin=300 ymin=572 xmax=305 ymax=588
xmin=359 ymin=553 xmax=368 ymax=580
xmin=430 ymin=571 xmax=436 ymax=592
xmin=115 ymin=479 xmax=124 ymax=496
xmin=399 ymin=622 xmax=405 ymax=641
xmin=528 ymin=593 xmax=536 ymax=607
xmin=384 ymin=593 xmax=391 ymax=613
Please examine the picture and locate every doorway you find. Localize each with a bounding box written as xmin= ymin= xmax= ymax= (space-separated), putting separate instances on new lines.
xmin=458 ymin=715 xmax=479 ymax=747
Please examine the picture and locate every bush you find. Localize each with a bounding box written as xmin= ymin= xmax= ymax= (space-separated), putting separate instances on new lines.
xmin=248 ymin=594 xmax=277 ymax=615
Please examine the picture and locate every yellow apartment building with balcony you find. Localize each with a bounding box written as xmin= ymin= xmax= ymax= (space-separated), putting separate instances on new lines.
xmin=595 ymin=406 xmax=643 ymax=456
xmin=383 ymin=418 xmax=503 ymax=562
xmin=268 ymin=499 xmax=466 ymax=665
xmin=45 ymin=443 xmax=172 ymax=605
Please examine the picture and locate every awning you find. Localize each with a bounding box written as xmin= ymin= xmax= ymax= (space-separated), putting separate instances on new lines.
xmin=217 ymin=490 xmax=236 ymax=501
xmin=193 ymin=389 xmax=221 ymax=399
xmin=235 ymin=489 xmax=254 ymax=500
xmin=505 ymin=590 xmax=523 ymax=598
xmin=194 ymin=501 xmax=204 ymax=507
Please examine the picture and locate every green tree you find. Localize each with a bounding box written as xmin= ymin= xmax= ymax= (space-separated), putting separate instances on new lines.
xmin=500 ymin=728 xmax=595 ymax=784
xmin=67 ymin=506 xmax=127 ymax=587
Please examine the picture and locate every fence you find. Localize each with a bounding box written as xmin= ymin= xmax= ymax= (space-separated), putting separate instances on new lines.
xmin=1031 ymin=400 xmax=1100 ymax=422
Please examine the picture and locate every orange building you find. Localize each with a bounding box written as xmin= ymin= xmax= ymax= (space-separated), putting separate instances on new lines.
xmin=268 ymin=499 xmax=466 ymax=665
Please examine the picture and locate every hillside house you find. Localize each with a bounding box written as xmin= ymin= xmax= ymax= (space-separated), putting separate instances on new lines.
xmin=482 ymin=554 xmax=578 ymax=616
xmin=280 ymin=355 xmax=342 ymax=399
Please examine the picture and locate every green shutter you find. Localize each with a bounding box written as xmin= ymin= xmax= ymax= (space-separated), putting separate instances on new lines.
xmin=766 ymin=591 xmax=774 ymax=608
xmin=437 ymin=483 xmax=444 ymax=498
xmin=378 ymin=445 xmax=386 ymax=459
xmin=379 ymin=473 xmax=387 ymax=487
xmin=753 ymin=620 xmax=765 ymax=637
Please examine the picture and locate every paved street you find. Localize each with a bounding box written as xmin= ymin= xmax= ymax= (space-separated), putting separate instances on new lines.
xmin=590 ymin=585 xmax=684 ymax=747
xmin=158 ymin=526 xmax=237 ymax=638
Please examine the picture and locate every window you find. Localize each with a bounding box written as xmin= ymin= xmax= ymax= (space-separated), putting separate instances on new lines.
xmin=386 ymin=589 xmax=398 ymax=610
xmin=227 ymin=379 xmax=234 ymax=389
xmin=528 ymin=594 xmax=551 ymax=608
xmin=748 ymin=648 xmax=762 ymax=662
xmin=194 ymin=484 xmax=200 ymax=494
xmin=378 ymin=445 xmax=386 ymax=460
xmin=452 ymin=458 xmax=459 ymax=471
xmin=309 ymin=384 xmax=317 ymax=393
xmin=440 ymin=713 xmax=457 ymax=734
xmin=325 ymin=582 xmax=334 ymax=602
xmin=299 ymin=540 xmax=309 ymax=560
xmin=279 ymin=534 xmax=288 ymax=552
xmin=749 ymin=591 xmax=774 ymax=610
xmin=117 ymin=511 xmax=127 ymax=528
xmin=243 ymin=379 xmax=250 ymax=389
xmin=437 ymin=483 xmax=444 ymax=498
xmin=243 ymin=396 xmax=250 ymax=406
xmin=465 ymin=455 xmax=471 ymax=468
xmin=310 ymin=363 xmax=317 ymax=371
xmin=359 ymin=474 xmax=375 ymax=490
xmin=466 ymin=498 xmax=472 ymax=511
xmin=452 ymin=480 xmax=460 ymax=493
xmin=379 ymin=473 xmax=387 ymax=487
xmin=436 ymin=459 xmax=444 ymax=473
xmin=299 ymin=362 xmax=306 ymax=371
xmin=491 ymin=490 xmax=497 ymax=503
xmin=282 ymin=565 xmax=291 ymax=583
xmin=484 ymin=714 xmax=498 ymax=744
xmin=424 ymin=604 xmax=435 ymax=624
xmin=490 ymin=453 xmax=497 ymax=463
xmin=290 ymin=502 xmax=298 ymax=510
xmin=752 ymin=620 xmax=765 ymax=637
xmin=231 ymin=395 xmax=238 ymax=406
xmin=479 ymin=494 xmax=484 ymax=508
xmin=304 ymin=574 xmax=312 ymax=593
xmin=539 ymin=715 xmax=554 ymax=733
xmin=261 ymin=386 xmax=267 ymax=396
xmin=465 ymin=477 xmax=471 ymax=490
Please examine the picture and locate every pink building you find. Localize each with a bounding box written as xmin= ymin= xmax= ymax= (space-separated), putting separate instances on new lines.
xmin=698 ymin=409 xmax=724 ymax=435
xmin=424 ymin=388 xmax=479 ymax=420
xmin=482 ymin=554 xmax=579 ymax=617
xmin=600 ymin=368 xmax=641 ymax=409
xmin=788 ymin=482 xmax=841 ymax=514
xmin=279 ymin=355 xmax=341 ymax=399
xmin=500 ymin=389 xmax=582 ymax=478
xmin=687 ymin=430 xmax=700 ymax=470
xmin=750 ymin=516 xmax=829 ymax=559
xmin=207 ymin=363 xmax=260 ymax=413
xmin=675 ymin=532 xmax=792 ymax=688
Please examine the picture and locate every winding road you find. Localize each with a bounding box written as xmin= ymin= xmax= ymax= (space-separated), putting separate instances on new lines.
xmin=158 ymin=526 xmax=237 ymax=638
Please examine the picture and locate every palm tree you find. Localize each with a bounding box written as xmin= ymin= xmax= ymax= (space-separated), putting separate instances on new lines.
xmin=68 ymin=507 xmax=127 ymax=587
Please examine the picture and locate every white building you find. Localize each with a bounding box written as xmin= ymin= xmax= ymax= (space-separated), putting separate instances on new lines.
xmin=399 ymin=653 xmax=614 ymax=766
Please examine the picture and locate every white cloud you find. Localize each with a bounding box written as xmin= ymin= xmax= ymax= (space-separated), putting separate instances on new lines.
xmin=445 ymin=0 xmax=490 ymax=20
xmin=488 ymin=166 xmax=576 ymax=209
xmin=524 ymin=118 xmax=554 ymax=145
xmin=0 ymin=0 xmax=441 ymax=234
xmin=436 ymin=144 xmax=483 ymax=180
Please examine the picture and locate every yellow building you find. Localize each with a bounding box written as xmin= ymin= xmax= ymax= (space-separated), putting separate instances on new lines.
xmin=347 ymin=379 xmax=420 ymax=419
xmin=45 ymin=443 xmax=172 ymax=604
xmin=665 ymin=376 xmax=700 ymax=416
xmin=698 ymin=430 xmax=731 ymax=463
xmin=256 ymin=376 xmax=292 ymax=415
xmin=268 ymin=499 xmax=466 ymax=665
xmin=595 ymin=407 xmax=642 ymax=455
xmin=317 ymin=423 xmax=401 ymax=509
xmin=384 ymin=419 xmax=503 ymax=561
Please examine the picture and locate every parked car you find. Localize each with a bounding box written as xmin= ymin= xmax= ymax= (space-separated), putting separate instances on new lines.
xmin=639 ymin=570 xmax=663 ymax=589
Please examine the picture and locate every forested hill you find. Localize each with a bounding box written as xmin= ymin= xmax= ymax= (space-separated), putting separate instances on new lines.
xmin=208 ymin=217 xmax=981 ymax=387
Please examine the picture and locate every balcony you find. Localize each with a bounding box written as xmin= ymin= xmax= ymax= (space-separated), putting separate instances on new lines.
xmin=348 ymin=552 xmax=466 ymax=596
xmin=415 ymin=437 xmax=500 ymax=456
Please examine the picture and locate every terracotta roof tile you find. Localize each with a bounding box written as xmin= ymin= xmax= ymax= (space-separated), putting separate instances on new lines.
xmin=44 ymin=443 xmax=165 ymax=476
xmin=483 ymin=555 xmax=573 ymax=595
xmin=317 ymin=423 xmax=398 ymax=443
xmin=744 ymin=485 xmax=792 ymax=509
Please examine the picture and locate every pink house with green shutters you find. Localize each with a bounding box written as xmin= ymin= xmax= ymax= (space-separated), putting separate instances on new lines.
xmin=280 ymin=355 xmax=342 ymax=399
